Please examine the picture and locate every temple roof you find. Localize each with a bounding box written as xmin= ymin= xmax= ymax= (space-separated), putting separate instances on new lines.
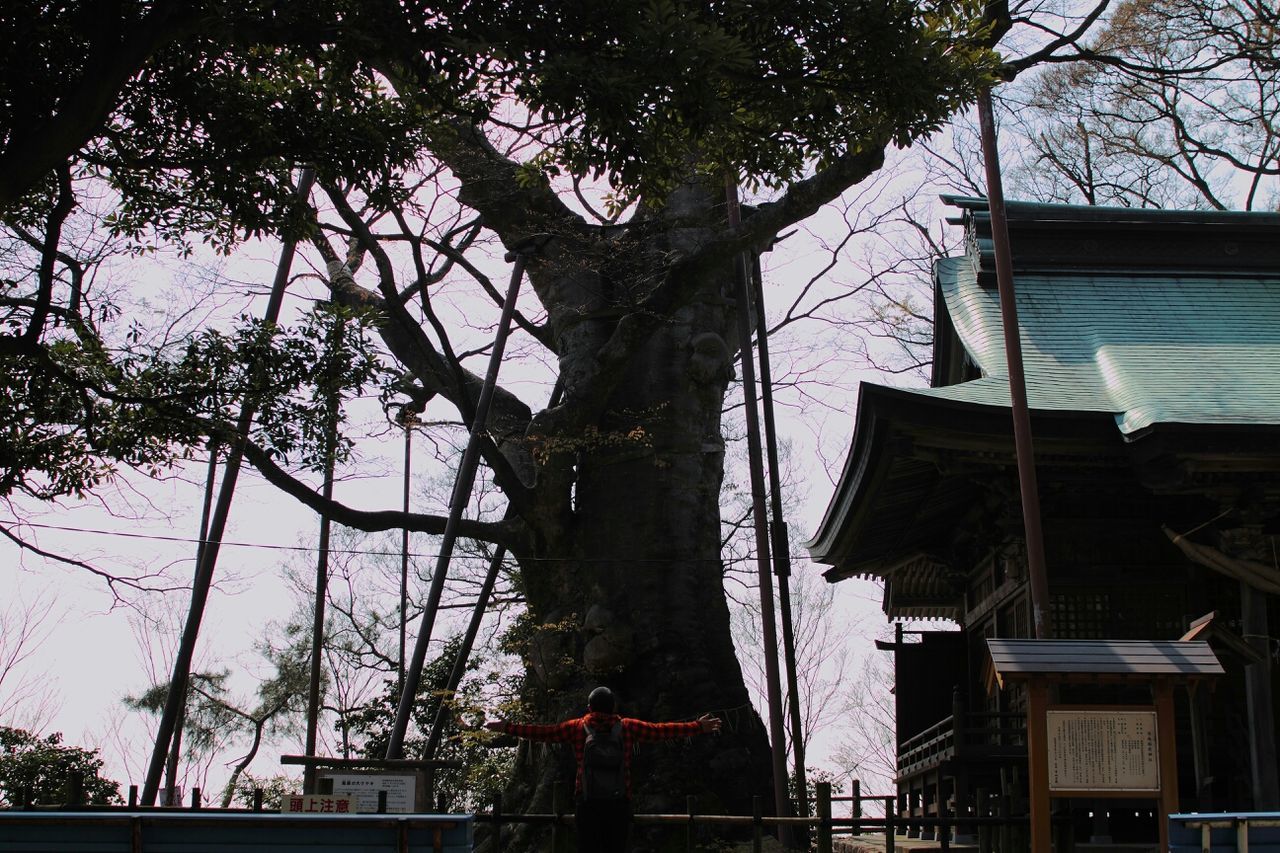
xmin=923 ymin=257 xmax=1280 ymax=434
xmin=806 ymin=199 xmax=1280 ymax=595
xmin=928 ymin=196 xmax=1280 ymax=434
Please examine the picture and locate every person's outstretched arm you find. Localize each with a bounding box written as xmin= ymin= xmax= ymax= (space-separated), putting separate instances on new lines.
xmin=484 ymin=718 xmax=580 ymax=743
xmin=625 ymin=713 xmax=722 ymax=742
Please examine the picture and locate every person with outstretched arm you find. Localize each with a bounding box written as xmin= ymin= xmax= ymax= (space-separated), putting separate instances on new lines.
xmin=485 ymin=686 xmax=722 ymax=853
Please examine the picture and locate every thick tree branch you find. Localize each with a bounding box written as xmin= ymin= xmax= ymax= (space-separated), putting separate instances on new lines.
xmin=736 ymin=141 xmax=890 ymax=253
xmin=235 ymin=435 xmax=532 ymax=552
xmin=313 ymin=200 xmax=537 ymax=509
xmin=418 ymin=118 xmax=585 ymax=246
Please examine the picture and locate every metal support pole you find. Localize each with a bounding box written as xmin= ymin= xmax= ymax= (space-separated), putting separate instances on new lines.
xmin=751 ymin=256 xmax=809 ymax=820
xmin=385 ymin=249 xmax=529 ymax=759
xmin=976 ymin=91 xmax=1052 ymax=640
xmin=726 ymin=177 xmax=794 ymax=847
xmin=141 ymin=166 xmax=316 ymax=805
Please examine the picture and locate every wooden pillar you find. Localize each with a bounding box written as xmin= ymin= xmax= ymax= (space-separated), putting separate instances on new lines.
xmin=1154 ymin=680 xmax=1179 ymax=853
xmin=1242 ymin=581 xmax=1280 ymax=809
xmin=1187 ymin=682 xmax=1212 ymax=810
xmin=1026 ymin=680 xmax=1051 ymax=853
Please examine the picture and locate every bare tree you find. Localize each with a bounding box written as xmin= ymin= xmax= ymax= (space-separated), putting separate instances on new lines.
xmin=0 ymin=590 xmax=62 ymax=733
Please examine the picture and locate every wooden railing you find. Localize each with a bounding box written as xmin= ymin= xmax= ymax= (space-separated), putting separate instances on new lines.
xmin=473 ymin=781 xmax=1061 ymax=853
xmin=897 ymin=711 xmax=1027 ymax=774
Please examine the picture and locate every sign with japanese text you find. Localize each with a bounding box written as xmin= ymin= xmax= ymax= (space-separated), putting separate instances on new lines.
xmin=320 ymin=772 xmax=418 ymax=813
xmin=1047 ymin=709 xmax=1159 ymax=792
xmin=280 ymin=794 xmax=355 ymax=814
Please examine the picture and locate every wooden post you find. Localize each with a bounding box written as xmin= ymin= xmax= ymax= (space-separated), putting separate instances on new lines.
xmin=686 ymin=795 xmax=696 ymax=853
xmin=1154 ymin=680 xmax=1179 ymax=853
xmin=976 ymin=90 xmax=1052 ymax=641
xmin=997 ymin=785 xmax=1011 ymax=852
xmin=128 ymin=785 xmax=138 ymax=808
xmin=553 ymin=783 xmax=567 ymax=853
xmin=1242 ymin=581 xmax=1280 ymax=808
xmin=753 ymin=795 xmax=763 ymax=853
xmin=816 ymin=781 xmax=833 ymax=853
xmin=976 ymin=788 xmax=990 ymax=853
xmin=1027 ymin=680 xmax=1051 ymax=853
xmin=493 ymin=792 xmax=503 ymax=851
xmin=190 ymin=787 xmax=200 ymax=810
xmin=851 ymin=778 xmax=862 ymax=835
xmin=1187 ymin=682 xmax=1212 ymax=809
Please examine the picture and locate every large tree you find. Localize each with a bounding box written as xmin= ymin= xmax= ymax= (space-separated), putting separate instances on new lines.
xmin=2 ymin=0 xmax=998 ymax=841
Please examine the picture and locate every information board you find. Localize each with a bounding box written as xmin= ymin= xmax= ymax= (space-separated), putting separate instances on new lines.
xmin=1046 ymin=709 xmax=1159 ymax=792
xmin=320 ymin=772 xmax=418 ymax=813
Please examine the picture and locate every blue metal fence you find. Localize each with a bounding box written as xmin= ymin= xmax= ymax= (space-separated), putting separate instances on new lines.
xmin=0 ymin=811 xmax=473 ymax=853
xmin=1170 ymin=812 xmax=1280 ymax=852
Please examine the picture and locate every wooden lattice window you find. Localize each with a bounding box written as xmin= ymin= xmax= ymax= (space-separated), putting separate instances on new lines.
xmin=1051 ymin=585 xmax=1186 ymax=640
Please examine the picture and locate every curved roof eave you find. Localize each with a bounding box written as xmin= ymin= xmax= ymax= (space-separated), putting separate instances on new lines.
xmin=804 ymin=381 xmax=1115 ymax=573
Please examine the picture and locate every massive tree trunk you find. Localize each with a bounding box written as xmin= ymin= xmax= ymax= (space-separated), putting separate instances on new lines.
xmin=495 ymin=185 xmax=774 ymax=847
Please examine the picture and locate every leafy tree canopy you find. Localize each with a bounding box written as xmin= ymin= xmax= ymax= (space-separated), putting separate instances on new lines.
xmin=3 ymin=0 xmax=998 ymax=236
xmin=0 ymin=726 xmax=122 ymax=806
xmin=415 ymin=0 xmax=1001 ymax=197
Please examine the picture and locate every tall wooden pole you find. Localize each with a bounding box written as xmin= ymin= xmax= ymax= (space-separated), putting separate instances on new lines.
xmin=976 ymin=91 xmax=1052 ymax=641
xmin=304 ymin=312 xmax=343 ymax=793
xmin=163 ymin=441 xmax=220 ymax=805
xmin=423 ymin=542 xmax=505 ymax=760
xmin=726 ymin=178 xmax=794 ymax=847
xmin=141 ymin=167 xmax=315 ymax=805
xmin=399 ymin=414 xmax=413 ymax=695
xmin=751 ymin=256 xmax=809 ymax=819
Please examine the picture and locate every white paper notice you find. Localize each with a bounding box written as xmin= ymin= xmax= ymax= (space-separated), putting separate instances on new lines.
xmin=1046 ymin=710 xmax=1159 ymax=792
xmin=321 ymin=773 xmax=417 ymax=813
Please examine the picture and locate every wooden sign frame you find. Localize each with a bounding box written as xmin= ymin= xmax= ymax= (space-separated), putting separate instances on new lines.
xmin=1025 ymin=679 xmax=1179 ymax=852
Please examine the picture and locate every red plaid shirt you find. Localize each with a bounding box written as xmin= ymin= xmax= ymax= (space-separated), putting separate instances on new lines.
xmin=504 ymin=711 xmax=701 ymax=798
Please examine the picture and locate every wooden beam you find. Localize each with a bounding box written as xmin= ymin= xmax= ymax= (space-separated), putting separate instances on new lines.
xmin=1154 ymin=681 xmax=1178 ymax=853
xmin=1027 ymin=680 xmax=1052 ymax=853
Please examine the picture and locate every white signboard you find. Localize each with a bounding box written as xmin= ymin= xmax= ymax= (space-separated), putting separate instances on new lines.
xmin=1047 ymin=710 xmax=1159 ymax=792
xmin=320 ymin=772 xmax=417 ymax=813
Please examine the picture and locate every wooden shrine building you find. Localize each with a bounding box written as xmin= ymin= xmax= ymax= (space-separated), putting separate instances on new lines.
xmin=806 ymin=198 xmax=1280 ymax=842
